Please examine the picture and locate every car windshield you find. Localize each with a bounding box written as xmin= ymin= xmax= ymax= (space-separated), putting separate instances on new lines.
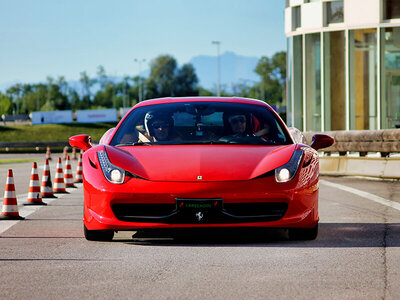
xmin=110 ymin=102 xmax=292 ymax=146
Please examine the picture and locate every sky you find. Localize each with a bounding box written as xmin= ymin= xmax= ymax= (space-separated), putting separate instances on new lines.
xmin=0 ymin=0 xmax=286 ymax=85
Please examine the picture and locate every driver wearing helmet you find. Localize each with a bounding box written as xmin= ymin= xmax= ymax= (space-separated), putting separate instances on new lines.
xmin=138 ymin=111 xmax=178 ymax=142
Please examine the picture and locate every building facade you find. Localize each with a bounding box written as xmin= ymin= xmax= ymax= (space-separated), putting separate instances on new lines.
xmin=285 ymin=0 xmax=400 ymax=131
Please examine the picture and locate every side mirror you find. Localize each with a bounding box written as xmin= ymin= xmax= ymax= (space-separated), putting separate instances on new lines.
xmin=310 ymin=134 xmax=334 ymax=151
xmin=69 ymin=134 xmax=92 ymax=151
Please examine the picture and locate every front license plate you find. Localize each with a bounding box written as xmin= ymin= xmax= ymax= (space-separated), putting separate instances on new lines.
xmin=176 ymin=198 xmax=223 ymax=223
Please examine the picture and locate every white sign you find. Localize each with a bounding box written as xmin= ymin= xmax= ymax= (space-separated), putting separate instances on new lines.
xmin=76 ymin=109 xmax=118 ymax=123
xmin=119 ymin=107 xmax=132 ymax=119
xmin=31 ymin=111 xmax=73 ymax=125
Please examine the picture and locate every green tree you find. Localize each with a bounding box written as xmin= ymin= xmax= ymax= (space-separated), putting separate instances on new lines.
xmin=80 ymin=71 xmax=96 ymax=108
xmin=0 ymin=93 xmax=12 ymax=115
xmin=254 ymin=51 xmax=286 ymax=105
xmin=145 ymin=55 xmax=200 ymax=99
xmin=174 ymin=63 xmax=199 ymax=96
xmin=97 ymin=65 xmax=108 ymax=89
xmin=45 ymin=76 xmax=69 ymax=111
xmin=94 ymin=82 xmax=116 ymax=108
xmin=6 ymin=83 xmax=22 ymax=114
xmin=145 ymin=55 xmax=177 ymax=98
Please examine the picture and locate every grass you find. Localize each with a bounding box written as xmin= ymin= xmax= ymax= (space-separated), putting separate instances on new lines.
xmin=0 ymin=123 xmax=116 ymax=143
xmin=0 ymin=159 xmax=37 ymax=164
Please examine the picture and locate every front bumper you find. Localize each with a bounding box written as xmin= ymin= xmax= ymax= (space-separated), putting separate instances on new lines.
xmin=83 ymin=174 xmax=319 ymax=231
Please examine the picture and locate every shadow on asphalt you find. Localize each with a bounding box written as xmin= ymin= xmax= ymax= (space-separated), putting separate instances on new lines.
xmin=114 ymin=223 xmax=400 ymax=247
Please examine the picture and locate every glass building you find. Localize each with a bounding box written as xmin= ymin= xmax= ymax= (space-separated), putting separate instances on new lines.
xmin=285 ymin=0 xmax=400 ymax=131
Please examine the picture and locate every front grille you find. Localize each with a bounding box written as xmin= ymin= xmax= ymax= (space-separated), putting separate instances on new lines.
xmin=112 ymin=203 xmax=177 ymax=221
xmin=223 ymin=202 xmax=287 ymax=219
xmin=111 ymin=201 xmax=288 ymax=224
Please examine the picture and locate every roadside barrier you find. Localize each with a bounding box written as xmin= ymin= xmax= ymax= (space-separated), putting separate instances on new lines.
xmin=53 ymin=157 xmax=68 ymax=193
xmin=64 ymin=155 xmax=76 ymax=188
xmin=303 ymin=129 xmax=400 ymax=157
xmin=75 ymin=154 xmax=83 ymax=183
xmin=24 ymin=162 xmax=47 ymax=206
xmin=0 ymin=169 xmax=24 ymax=220
xmin=41 ymin=159 xmax=57 ymax=198
xmin=302 ymin=129 xmax=400 ymax=179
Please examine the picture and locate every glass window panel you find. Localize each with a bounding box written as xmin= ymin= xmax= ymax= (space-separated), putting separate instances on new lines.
xmin=384 ymin=0 xmax=400 ymax=20
xmin=324 ymin=31 xmax=346 ymax=130
xmin=286 ymin=37 xmax=293 ymax=126
xmin=349 ymin=29 xmax=377 ymax=130
xmin=305 ymin=33 xmax=321 ymax=131
xmin=292 ymin=6 xmax=301 ymax=30
xmin=293 ymin=35 xmax=303 ymax=130
xmin=381 ymin=27 xmax=400 ymax=128
xmin=326 ymin=1 xmax=344 ymax=24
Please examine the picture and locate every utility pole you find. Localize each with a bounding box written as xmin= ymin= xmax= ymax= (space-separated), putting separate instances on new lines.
xmin=211 ymin=41 xmax=221 ymax=97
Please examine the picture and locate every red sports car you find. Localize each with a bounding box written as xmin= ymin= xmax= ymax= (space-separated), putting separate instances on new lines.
xmin=69 ymin=97 xmax=333 ymax=241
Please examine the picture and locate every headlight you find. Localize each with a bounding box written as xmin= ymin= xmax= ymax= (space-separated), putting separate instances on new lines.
xmin=275 ymin=150 xmax=303 ymax=183
xmin=97 ymin=151 xmax=126 ymax=184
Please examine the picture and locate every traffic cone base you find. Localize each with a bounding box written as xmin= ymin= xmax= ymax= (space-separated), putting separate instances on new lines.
xmin=24 ymin=202 xmax=47 ymax=206
xmin=42 ymin=194 xmax=57 ymax=198
xmin=0 ymin=214 xmax=24 ymax=220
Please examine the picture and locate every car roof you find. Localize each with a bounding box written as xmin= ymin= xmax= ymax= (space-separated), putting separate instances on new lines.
xmin=133 ymin=97 xmax=271 ymax=109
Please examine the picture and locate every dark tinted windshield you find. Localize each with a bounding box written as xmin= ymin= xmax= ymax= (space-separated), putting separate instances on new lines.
xmin=110 ymin=102 xmax=292 ymax=146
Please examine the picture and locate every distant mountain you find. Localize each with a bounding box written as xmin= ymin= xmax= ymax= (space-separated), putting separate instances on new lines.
xmin=0 ymin=52 xmax=261 ymax=94
xmin=190 ymin=51 xmax=261 ymax=91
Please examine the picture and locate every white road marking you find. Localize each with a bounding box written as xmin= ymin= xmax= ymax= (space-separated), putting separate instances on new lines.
xmin=320 ymin=179 xmax=400 ymax=212
xmin=0 ymin=185 xmax=81 ymax=235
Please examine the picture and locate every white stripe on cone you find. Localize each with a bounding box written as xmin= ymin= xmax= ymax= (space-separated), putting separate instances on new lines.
xmin=1 ymin=205 xmax=19 ymax=213
xmin=4 ymin=191 xmax=16 ymax=198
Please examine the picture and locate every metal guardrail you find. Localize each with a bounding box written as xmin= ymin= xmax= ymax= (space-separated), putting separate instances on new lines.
xmin=303 ymin=129 xmax=400 ymax=157
xmin=0 ymin=141 xmax=69 ymax=148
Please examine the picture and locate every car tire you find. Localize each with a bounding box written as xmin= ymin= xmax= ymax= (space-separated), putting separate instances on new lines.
xmin=288 ymin=224 xmax=318 ymax=241
xmin=84 ymin=225 xmax=114 ymax=241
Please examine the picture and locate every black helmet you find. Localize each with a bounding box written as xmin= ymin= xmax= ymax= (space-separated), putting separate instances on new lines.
xmin=144 ymin=111 xmax=174 ymax=136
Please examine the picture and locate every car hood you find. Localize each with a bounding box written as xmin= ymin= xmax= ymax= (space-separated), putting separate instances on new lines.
xmin=105 ymin=144 xmax=296 ymax=182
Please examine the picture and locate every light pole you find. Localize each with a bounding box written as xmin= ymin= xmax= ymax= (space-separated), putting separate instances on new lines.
xmin=211 ymin=41 xmax=221 ymax=97
xmin=134 ymin=58 xmax=146 ymax=102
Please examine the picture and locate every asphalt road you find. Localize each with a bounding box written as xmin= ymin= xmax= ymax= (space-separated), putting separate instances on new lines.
xmin=0 ymin=155 xmax=399 ymax=299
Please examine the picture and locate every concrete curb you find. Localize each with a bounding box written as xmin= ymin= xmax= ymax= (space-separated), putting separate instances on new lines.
xmin=319 ymin=156 xmax=400 ymax=179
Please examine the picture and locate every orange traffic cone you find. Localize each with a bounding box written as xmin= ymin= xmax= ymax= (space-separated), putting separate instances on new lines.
xmin=64 ymin=155 xmax=76 ymax=188
xmin=75 ymin=154 xmax=83 ymax=183
xmin=63 ymin=146 xmax=68 ymax=160
xmin=41 ymin=159 xmax=57 ymax=198
xmin=72 ymin=147 xmax=77 ymax=160
xmin=24 ymin=162 xmax=47 ymax=205
xmin=53 ymin=157 xmax=68 ymax=194
xmin=46 ymin=146 xmax=52 ymax=160
xmin=0 ymin=169 xmax=24 ymax=220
